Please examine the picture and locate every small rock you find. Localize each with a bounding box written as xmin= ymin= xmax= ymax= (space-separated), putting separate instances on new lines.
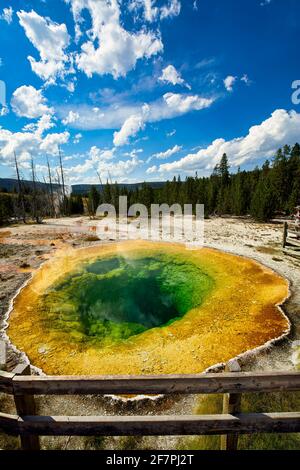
xmin=19 ymin=262 xmax=30 ymax=269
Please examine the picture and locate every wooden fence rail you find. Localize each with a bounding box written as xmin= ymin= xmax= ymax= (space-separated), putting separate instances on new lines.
xmin=1 ymin=366 xmax=300 ymax=451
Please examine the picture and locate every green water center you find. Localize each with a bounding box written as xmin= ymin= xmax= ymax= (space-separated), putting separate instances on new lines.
xmin=40 ymin=254 xmax=214 ymax=345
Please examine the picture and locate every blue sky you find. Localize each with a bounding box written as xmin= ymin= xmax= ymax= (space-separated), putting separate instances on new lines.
xmin=0 ymin=0 xmax=299 ymax=185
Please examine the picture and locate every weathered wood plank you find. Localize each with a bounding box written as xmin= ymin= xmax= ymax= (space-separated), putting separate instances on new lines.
xmin=16 ymin=413 xmax=300 ymax=436
xmin=286 ymin=237 xmax=300 ymax=248
xmin=13 ymin=364 xmax=40 ymax=450
xmin=283 ymin=248 xmax=300 ymax=259
xmin=0 ymin=370 xmax=14 ymax=394
xmin=11 ymin=363 xmax=31 ymax=375
xmin=12 ymin=371 xmax=300 ymax=396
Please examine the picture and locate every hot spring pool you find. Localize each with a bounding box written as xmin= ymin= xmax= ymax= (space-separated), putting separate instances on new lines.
xmin=7 ymin=241 xmax=289 ymax=375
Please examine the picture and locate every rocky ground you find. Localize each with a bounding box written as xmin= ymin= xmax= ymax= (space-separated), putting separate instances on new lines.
xmin=0 ymin=216 xmax=299 ymax=449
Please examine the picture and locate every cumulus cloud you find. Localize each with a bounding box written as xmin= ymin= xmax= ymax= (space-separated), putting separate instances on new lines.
xmin=66 ymin=0 xmax=163 ymax=79
xmin=0 ymin=118 xmax=69 ymax=164
xmin=113 ymin=112 xmax=147 ymax=147
xmin=159 ymin=65 xmax=191 ymax=89
xmin=89 ymin=145 xmax=115 ymax=161
xmin=152 ymin=144 xmax=182 ymax=159
xmin=146 ymin=165 xmax=158 ymax=174
xmin=23 ymin=114 xmax=55 ymax=136
xmin=59 ymin=92 xmax=215 ymax=130
xmin=39 ymin=131 xmax=70 ymax=153
xmin=0 ymin=7 xmax=13 ymax=24
xmin=17 ymin=10 xmax=71 ymax=84
xmin=151 ymin=109 xmax=300 ymax=175
xmin=11 ymin=85 xmax=53 ymax=119
xmin=223 ymin=75 xmax=237 ymax=92
xmin=62 ymin=110 xmax=80 ymax=125
xmin=65 ymin=146 xmax=142 ymax=183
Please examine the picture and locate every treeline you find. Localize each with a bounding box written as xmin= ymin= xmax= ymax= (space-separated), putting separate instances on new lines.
xmin=87 ymin=143 xmax=300 ymax=221
xmin=0 ymin=186 xmax=84 ymax=226
xmin=1 ymin=143 xmax=299 ymax=225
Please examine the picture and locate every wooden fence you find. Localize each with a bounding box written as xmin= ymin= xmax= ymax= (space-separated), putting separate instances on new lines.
xmin=283 ymin=221 xmax=300 ymax=258
xmin=1 ymin=363 xmax=300 ymax=451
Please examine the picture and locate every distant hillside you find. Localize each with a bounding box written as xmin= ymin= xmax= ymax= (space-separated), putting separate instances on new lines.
xmin=0 ymin=178 xmax=165 ymax=196
xmin=71 ymin=181 xmax=165 ymax=195
xmin=0 ymin=178 xmax=62 ymax=193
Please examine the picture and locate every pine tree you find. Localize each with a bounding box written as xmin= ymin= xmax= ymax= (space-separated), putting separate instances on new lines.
xmin=88 ymin=186 xmax=100 ymax=216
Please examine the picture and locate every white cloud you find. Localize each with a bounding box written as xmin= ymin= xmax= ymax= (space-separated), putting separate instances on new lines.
xmin=89 ymin=145 xmax=115 ymax=161
xmin=161 ymin=92 xmax=211 ymax=114
xmin=11 ymin=85 xmax=53 ymax=119
xmin=241 ymin=74 xmax=251 ymax=85
xmin=159 ymin=65 xmax=191 ymax=89
xmin=146 ymin=165 xmax=158 ymax=174
xmin=17 ymin=10 xmax=71 ymax=84
xmin=65 ymin=147 xmax=142 ymax=183
xmin=0 ymin=7 xmax=13 ymax=24
xmin=124 ymin=148 xmax=144 ymax=157
xmin=66 ymin=0 xmax=163 ymax=79
xmin=62 ymin=110 xmax=80 ymax=125
xmin=112 ymin=93 xmax=212 ymax=146
xmin=152 ymin=144 xmax=182 ymax=159
xmin=59 ymin=92 xmax=215 ymax=130
xmin=73 ymin=133 xmax=82 ymax=144
xmin=23 ymin=114 xmax=55 ymax=135
xmin=160 ymin=0 xmax=181 ymax=19
xmin=151 ymin=109 xmax=300 ymax=175
xmin=39 ymin=131 xmax=70 ymax=153
xmin=223 ymin=75 xmax=237 ymax=92
xmin=0 ymin=122 xmax=69 ymax=164
xmin=113 ymin=113 xmax=146 ymax=147
xmin=131 ymin=0 xmax=181 ymax=22
xmin=167 ymin=129 xmax=176 ymax=137
xmin=140 ymin=0 xmax=159 ymax=21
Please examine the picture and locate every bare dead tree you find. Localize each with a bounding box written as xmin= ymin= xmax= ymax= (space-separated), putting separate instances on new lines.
xmin=42 ymin=174 xmax=53 ymax=218
xmin=59 ymin=147 xmax=67 ymax=214
xmin=30 ymin=155 xmax=41 ymax=223
xmin=55 ymin=169 xmax=64 ymax=216
xmin=14 ymin=151 xmax=26 ymax=223
xmin=47 ymin=156 xmax=55 ymax=217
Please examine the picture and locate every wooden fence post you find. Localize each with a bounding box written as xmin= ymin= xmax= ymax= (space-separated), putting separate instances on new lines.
xmin=12 ymin=364 xmax=40 ymax=451
xmin=283 ymin=222 xmax=288 ymax=248
xmin=220 ymin=360 xmax=242 ymax=451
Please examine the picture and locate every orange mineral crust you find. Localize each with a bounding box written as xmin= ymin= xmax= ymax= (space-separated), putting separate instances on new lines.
xmin=7 ymin=241 xmax=289 ymax=375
